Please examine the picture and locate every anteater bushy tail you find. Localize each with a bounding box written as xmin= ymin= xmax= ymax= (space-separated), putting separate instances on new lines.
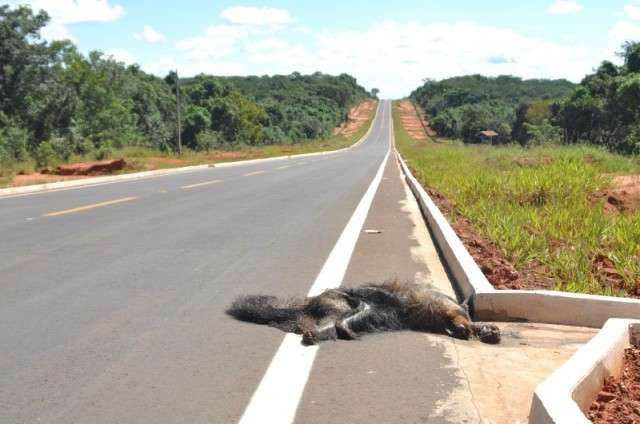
xmin=226 ymin=295 xmax=302 ymax=331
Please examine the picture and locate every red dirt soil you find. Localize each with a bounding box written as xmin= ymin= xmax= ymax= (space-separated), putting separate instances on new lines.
xmin=45 ymin=159 xmax=126 ymax=176
xmin=592 ymin=254 xmax=640 ymax=297
xmin=8 ymin=159 xmax=127 ymax=187
xmin=333 ymin=100 xmax=377 ymax=137
xmin=425 ymin=186 xmax=553 ymax=290
xmin=398 ymin=100 xmax=436 ymax=141
xmin=597 ymin=175 xmax=640 ymax=215
xmin=588 ymin=347 xmax=640 ymax=424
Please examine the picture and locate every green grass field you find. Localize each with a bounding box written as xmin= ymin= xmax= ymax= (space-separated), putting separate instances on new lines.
xmin=0 ymin=102 xmax=377 ymax=188
xmin=393 ymin=101 xmax=640 ymax=297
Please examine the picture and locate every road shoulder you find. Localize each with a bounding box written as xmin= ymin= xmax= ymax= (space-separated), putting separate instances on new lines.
xmin=294 ymin=153 xmax=598 ymax=423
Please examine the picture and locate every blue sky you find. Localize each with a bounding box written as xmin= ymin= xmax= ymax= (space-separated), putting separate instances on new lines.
xmin=9 ymin=0 xmax=640 ymax=97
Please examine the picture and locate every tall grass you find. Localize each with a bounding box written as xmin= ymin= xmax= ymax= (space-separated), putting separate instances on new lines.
xmin=393 ymin=102 xmax=640 ymax=296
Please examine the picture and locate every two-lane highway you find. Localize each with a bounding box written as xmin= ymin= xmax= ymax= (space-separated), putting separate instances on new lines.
xmin=1 ymin=102 xmax=394 ymax=423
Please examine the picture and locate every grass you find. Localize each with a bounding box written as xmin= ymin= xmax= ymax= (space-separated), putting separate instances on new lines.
xmin=393 ymin=101 xmax=640 ymax=297
xmin=0 ymin=102 xmax=377 ymax=188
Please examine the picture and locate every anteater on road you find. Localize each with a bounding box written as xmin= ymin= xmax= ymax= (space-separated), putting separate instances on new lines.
xmin=226 ymin=279 xmax=501 ymax=345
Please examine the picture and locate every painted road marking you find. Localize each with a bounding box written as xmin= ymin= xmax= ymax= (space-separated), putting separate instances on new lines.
xmin=243 ymin=171 xmax=265 ymax=177
xmin=297 ymin=161 xmax=308 ymax=166
xmin=181 ymin=179 xmax=223 ymax=189
xmin=238 ymin=149 xmax=391 ymax=423
xmin=276 ymin=165 xmax=291 ymax=170
xmin=43 ymin=196 xmax=137 ymax=217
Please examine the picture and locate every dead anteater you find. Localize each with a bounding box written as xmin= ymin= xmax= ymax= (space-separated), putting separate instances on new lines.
xmin=226 ymin=280 xmax=500 ymax=345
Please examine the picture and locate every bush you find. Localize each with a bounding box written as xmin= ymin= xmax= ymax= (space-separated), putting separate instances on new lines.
xmin=34 ymin=142 xmax=57 ymax=168
xmin=195 ymin=130 xmax=221 ymax=152
xmin=49 ymin=137 xmax=73 ymax=161
xmin=77 ymin=139 xmax=95 ymax=156
xmin=1 ymin=126 xmax=30 ymax=161
xmin=95 ymin=141 xmax=113 ymax=160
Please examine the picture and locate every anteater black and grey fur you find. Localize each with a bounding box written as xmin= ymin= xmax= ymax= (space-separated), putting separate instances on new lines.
xmin=226 ymin=280 xmax=500 ymax=345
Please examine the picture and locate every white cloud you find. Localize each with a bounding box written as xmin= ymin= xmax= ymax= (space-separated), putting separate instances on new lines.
xmin=547 ymin=0 xmax=583 ymax=15
xmin=105 ymin=49 xmax=137 ymax=65
xmin=245 ymin=37 xmax=289 ymax=53
xmin=14 ymin=0 xmax=124 ymax=23
xmin=220 ymin=6 xmax=294 ymax=27
xmin=163 ymin=19 xmax=599 ymax=98
xmin=11 ymin=0 xmax=124 ymax=41
xmin=301 ymin=21 xmax=593 ymax=97
xmin=624 ymin=3 xmax=640 ymax=20
xmin=40 ymin=21 xmax=75 ymax=41
xmin=176 ymin=25 xmax=248 ymax=60
xmin=135 ymin=25 xmax=165 ymax=43
xmin=609 ymin=20 xmax=640 ymax=43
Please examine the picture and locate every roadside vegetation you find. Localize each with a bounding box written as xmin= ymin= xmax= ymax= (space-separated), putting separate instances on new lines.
xmin=394 ymin=102 xmax=640 ymax=297
xmin=0 ymin=5 xmax=375 ymax=187
xmin=411 ymin=41 xmax=640 ymax=155
xmin=1 ymin=102 xmax=376 ymax=188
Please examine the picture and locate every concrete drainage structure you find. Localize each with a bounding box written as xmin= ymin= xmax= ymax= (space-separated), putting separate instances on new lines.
xmin=530 ymin=320 xmax=640 ymax=423
xmin=396 ymin=152 xmax=640 ymax=423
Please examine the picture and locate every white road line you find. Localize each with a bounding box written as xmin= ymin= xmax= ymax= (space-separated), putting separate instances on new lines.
xmin=181 ymin=179 xmax=223 ymax=189
xmin=238 ymin=146 xmax=391 ymax=423
xmin=276 ymin=165 xmax=291 ymax=170
xmin=243 ymin=171 xmax=265 ymax=177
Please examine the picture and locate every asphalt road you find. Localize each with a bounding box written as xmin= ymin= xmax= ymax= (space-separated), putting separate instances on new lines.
xmin=0 ymin=100 xmax=465 ymax=423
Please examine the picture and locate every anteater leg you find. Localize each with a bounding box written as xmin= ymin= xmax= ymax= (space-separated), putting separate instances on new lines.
xmin=301 ymin=319 xmax=338 ymax=345
xmin=301 ymin=301 xmax=371 ymax=345
xmin=335 ymin=302 xmax=371 ymax=340
xmin=472 ymin=323 xmax=501 ymax=344
xmin=444 ymin=314 xmax=473 ymax=340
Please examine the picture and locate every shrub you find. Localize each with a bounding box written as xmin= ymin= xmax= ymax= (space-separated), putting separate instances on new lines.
xmin=95 ymin=141 xmax=113 ymax=160
xmin=195 ymin=130 xmax=221 ymax=152
xmin=2 ymin=126 xmax=30 ymax=161
xmin=49 ymin=137 xmax=73 ymax=161
xmin=34 ymin=142 xmax=57 ymax=168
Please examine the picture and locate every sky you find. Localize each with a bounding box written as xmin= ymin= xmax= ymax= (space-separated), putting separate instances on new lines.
xmin=7 ymin=0 xmax=640 ymax=98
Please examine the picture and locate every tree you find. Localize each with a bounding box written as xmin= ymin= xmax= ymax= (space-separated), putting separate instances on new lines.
xmin=182 ymin=106 xmax=211 ymax=148
xmin=620 ymin=41 xmax=640 ymax=73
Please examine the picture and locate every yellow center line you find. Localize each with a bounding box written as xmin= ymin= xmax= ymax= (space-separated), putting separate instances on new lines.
xmin=243 ymin=170 xmax=265 ymax=177
xmin=43 ymin=196 xmax=137 ymax=217
xmin=181 ymin=179 xmax=224 ymax=189
xmin=276 ymin=165 xmax=291 ymax=170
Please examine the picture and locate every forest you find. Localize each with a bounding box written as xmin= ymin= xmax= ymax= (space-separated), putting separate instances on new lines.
xmin=410 ymin=75 xmax=575 ymax=144
xmin=0 ymin=5 xmax=372 ymax=169
xmin=411 ymin=42 xmax=640 ymax=155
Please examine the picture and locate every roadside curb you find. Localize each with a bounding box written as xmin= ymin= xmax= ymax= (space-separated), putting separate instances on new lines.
xmin=0 ymin=102 xmax=380 ymax=198
xmin=396 ymin=151 xmax=640 ymax=327
xmin=529 ymin=319 xmax=640 ymax=424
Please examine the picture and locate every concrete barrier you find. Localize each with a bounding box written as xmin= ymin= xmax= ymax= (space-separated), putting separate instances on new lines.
xmin=396 ymin=152 xmax=640 ymax=327
xmin=529 ymin=319 xmax=640 ymax=424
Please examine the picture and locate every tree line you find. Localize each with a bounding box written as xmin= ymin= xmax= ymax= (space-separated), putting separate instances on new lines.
xmin=410 ymin=75 xmax=575 ymax=144
xmin=410 ymin=41 xmax=640 ymax=155
xmin=0 ymin=5 xmax=373 ymax=168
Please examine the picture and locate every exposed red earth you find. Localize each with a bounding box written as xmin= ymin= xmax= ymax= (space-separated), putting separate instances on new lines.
xmin=588 ymin=347 xmax=640 ymax=424
xmin=9 ymin=159 xmax=127 ymax=187
xmin=597 ymin=175 xmax=640 ymax=215
xmin=424 ymin=185 xmax=553 ymax=290
xmin=45 ymin=159 xmax=127 ymax=176
xmin=333 ymin=100 xmax=376 ymax=137
xmin=397 ymin=100 xmax=436 ymax=141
